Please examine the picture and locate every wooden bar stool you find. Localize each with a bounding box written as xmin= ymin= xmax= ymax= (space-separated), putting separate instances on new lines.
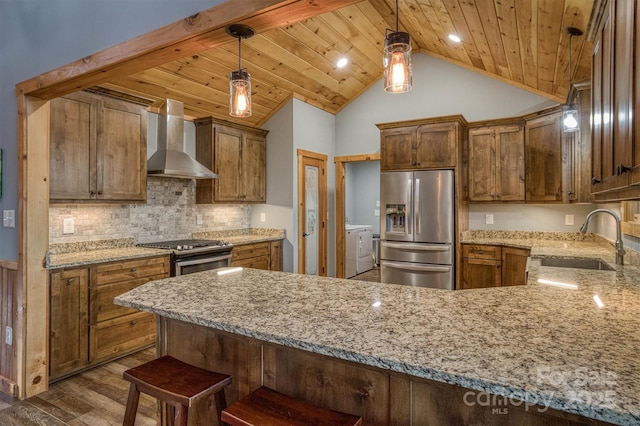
xmin=221 ymin=386 xmax=362 ymax=426
xmin=122 ymin=355 xmax=232 ymax=426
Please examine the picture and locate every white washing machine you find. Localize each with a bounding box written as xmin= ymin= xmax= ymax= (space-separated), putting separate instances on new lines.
xmin=345 ymin=225 xmax=374 ymax=278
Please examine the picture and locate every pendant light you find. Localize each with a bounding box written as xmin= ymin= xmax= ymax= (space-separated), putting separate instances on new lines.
xmin=563 ymin=27 xmax=583 ymax=133
xmin=383 ymin=0 xmax=412 ymax=93
xmin=226 ymin=24 xmax=254 ymax=118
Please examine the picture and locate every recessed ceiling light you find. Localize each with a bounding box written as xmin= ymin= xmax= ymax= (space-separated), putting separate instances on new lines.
xmin=336 ymin=57 xmax=348 ymax=68
xmin=448 ymin=34 xmax=461 ymax=43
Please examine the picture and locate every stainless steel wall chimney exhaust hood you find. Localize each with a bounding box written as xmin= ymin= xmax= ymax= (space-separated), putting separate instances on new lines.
xmin=147 ymin=99 xmax=218 ymax=179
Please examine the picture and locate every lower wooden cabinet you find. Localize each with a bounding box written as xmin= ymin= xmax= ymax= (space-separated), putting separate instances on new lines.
xmin=49 ymin=255 xmax=169 ymax=381
xmin=50 ymin=268 xmax=89 ymax=379
xmin=231 ymin=240 xmax=284 ymax=271
xmin=460 ymin=244 xmax=530 ymax=289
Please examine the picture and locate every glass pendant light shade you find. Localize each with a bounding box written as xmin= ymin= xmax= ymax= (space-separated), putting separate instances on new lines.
xmin=226 ymin=24 xmax=254 ymax=118
xmin=563 ymin=104 xmax=579 ymax=132
xmin=384 ymin=31 xmax=412 ymax=93
xmin=230 ymin=69 xmax=251 ymax=117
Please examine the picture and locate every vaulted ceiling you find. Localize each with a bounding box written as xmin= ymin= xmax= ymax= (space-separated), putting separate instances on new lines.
xmin=96 ymin=0 xmax=595 ymax=127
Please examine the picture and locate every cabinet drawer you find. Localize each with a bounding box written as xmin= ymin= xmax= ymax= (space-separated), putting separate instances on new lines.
xmin=89 ymin=275 xmax=166 ymax=324
xmin=462 ymin=244 xmax=501 ymax=260
xmin=91 ymin=256 xmax=169 ymax=287
xmin=232 ymin=242 xmax=270 ymax=261
xmin=231 ymin=256 xmax=270 ymax=270
xmin=89 ymin=311 xmax=155 ymax=363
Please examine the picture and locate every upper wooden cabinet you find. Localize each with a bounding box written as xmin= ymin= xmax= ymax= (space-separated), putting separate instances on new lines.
xmin=524 ymin=109 xmax=568 ymax=203
xmin=377 ymin=116 xmax=466 ymax=171
xmin=590 ymin=0 xmax=640 ymax=200
xmin=195 ymin=117 xmax=268 ymax=203
xmin=467 ymin=122 xmax=525 ymax=202
xmin=50 ymin=91 xmax=147 ymax=202
xmin=566 ymin=82 xmax=594 ymax=204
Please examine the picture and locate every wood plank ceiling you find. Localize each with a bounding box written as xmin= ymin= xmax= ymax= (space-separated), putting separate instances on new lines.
xmin=98 ymin=0 xmax=595 ymax=127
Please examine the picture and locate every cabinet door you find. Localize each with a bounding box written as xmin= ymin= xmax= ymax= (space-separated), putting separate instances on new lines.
xmin=50 ymin=268 xmax=89 ymax=379
xmin=96 ymin=98 xmax=147 ymax=201
xmin=380 ymin=127 xmax=416 ymax=171
xmin=600 ymin=3 xmax=617 ymax=190
xmin=525 ymin=113 xmax=564 ymax=202
xmin=467 ymin=128 xmax=495 ymax=201
xmin=270 ymin=240 xmax=283 ymax=271
xmin=495 ymin=126 xmax=525 ymax=201
xmin=215 ymin=126 xmax=243 ymax=202
xmin=630 ymin=0 xmax=640 ymax=186
xmin=591 ymin=32 xmax=605 ymax=193
xmin=501 ymin=247 xmax=530 ymax=286
xmin=241 ymin=133 xmax=266 ymax=202
xmin=50 ymin=94 xmax=96 ymax=200
xmin=461 ymin=257 xmax=501 ymax=289
xmin=416 ymin=122 xmax=456 ymax=168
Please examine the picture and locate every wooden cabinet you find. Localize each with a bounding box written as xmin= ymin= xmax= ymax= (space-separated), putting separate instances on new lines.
xmin=566 ymin=83 xmax=594 ymax=203
xmin=88 ymin=256 xmax=169 ymax=363
xmin=49 ymin=255 xmax=169 ymax=380
xmin=231 ymin=240 xmax=283 ymax=271
xmin=50 ymin=91 xmax=147 ymax=202
xmin=195 ymin=117 xmax=268 ymax=203
xmin=524 ymin=110 xmax=568 ymax=203
xmin=590 ymin=0 xmax=640 ymax=199
xmin=467 ymin=122 xmax=525 ymax=201
xmin=269 ymin=240 xmax=283 ymax=271
xmin=460 ymin=244 xmax=530 ymax=289
xmin=378 ymin=117 xmax=465 ymax=171
xmin=50 ymin=268 xmax=89 ymax=380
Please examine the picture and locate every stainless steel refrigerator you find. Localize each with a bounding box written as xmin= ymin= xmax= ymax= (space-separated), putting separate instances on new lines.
xmin=380 ymin=169 xmax=455 ymax=289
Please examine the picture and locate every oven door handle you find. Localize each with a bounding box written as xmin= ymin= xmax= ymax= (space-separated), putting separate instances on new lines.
xmin=175 ymin=253 xmax=232 ymax=268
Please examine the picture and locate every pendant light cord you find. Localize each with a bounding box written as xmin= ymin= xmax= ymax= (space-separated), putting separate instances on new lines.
xmin=395 ymin=0 xmax=399 ymax=32
xmin=238 ymin=36 xmax=242 ymax=71
xmin=568 ymin=33 xmax=572 ymax=90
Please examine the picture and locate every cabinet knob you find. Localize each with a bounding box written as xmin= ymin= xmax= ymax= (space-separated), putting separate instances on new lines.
xmin=66 ymin=278 xmax=75 ymax=284
xmin=90 ymin=190 xmax=96 ymax=195
xmin=97 ymin=190 xmax=103 ymax=195
xmin=591 ymin=177 xmax=601 ymax=185
xmin=130 ymin=320 xmax=137 ymax=326
xmin=568 ymin=191 xmax=575 ymax=196
xmin=130 ymin=268 xmax=137 ymax=273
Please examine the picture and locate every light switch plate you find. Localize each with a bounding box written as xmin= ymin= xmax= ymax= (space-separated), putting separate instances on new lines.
xmin=260 ymin=212 xmax=266 ymax=222
xmin=374 ymin=209 xmax=380 ymax=216
xmin=196 ymin=214 xmax=203 ymax=225
xmin=2 ymin=210 xmax=15 ymax=228
xmin=63 ymin=218 xmax=74 ymax=234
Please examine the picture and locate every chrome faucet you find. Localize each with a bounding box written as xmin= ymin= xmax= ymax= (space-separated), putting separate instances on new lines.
xmin=579 ymin=208 xmax=625 ymax=265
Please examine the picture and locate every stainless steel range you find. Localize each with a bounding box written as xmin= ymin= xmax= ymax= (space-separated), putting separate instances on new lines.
xmin=137 ymin=239 xmax=233 ymax=276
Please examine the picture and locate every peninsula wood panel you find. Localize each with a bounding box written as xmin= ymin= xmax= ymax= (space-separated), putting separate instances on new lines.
xmin=159 ymin=318 xmax=613 ymax=426
xmin=0 ymin=262 xmax=18 ymax=396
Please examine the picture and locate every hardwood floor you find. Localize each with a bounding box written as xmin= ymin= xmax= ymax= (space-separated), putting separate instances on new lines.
xmin=351 ymin=266 xmax=380 ymax=283
xmin=0 ymin=348 xmax=158 ymax=425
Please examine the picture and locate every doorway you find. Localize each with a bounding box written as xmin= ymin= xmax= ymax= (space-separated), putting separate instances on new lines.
xmin=297 ymin=149 xmax=327 ymax=275
xmin=334 ymin=153 xmax=380 ymax=278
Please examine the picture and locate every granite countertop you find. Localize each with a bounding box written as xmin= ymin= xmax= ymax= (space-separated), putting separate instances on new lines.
xmin=46 ymin=228 xmax=286 ymax=269
xmin=47 ymin=238 xmax=168 ymax=269
xmin=115 ymin=247 xmax=640 ymax=425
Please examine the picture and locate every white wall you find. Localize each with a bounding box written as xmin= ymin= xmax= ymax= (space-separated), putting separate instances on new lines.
xmin=345 ymin=161 xmax=381 ymax=234
xmin=0 ymin=0 xmax=219 ymax=261
xmin=335 ymin=53 xmax=556 ymax=157
xmin=469 ymin=204 xmax=596 ymax=232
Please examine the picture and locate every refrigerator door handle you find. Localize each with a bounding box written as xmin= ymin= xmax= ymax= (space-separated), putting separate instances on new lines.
xmin=415 ymin=177 xmax=421 ymax=235
xmin=383 ymin=261 xmax=450 ymax=273
xmin=382 ymin=242 xmax=451 ymax=252
xmin=406 ymin=178 xmax=412 ymax=235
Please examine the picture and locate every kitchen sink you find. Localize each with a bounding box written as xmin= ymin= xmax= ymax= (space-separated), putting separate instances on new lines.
xmin=539 ymin=257 xmax=615 ymax=271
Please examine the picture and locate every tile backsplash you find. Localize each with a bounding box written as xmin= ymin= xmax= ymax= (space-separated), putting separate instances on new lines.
xmin=49 ymin=177 xmax=251 ymax=244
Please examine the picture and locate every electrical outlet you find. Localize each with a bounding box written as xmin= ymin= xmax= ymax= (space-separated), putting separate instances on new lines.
xmin=5 ymin=326 xmax=12 ymax=346
xmin=485 ymin=213 xmax=494 ymax=225
xmin=196 ymin=214 xmax=203 ymax=225
xmin=376 ymin=200 xmax=380 ymax=207
xmin=374 ymin=209 xmax=380 ymax=216
xmin=260 ymin=212 xmax=266 ymax=222
xmin=63 ymin=218 xmax=75 ymax=234
xmin=565 ymin=214 xmax=574 ymax=226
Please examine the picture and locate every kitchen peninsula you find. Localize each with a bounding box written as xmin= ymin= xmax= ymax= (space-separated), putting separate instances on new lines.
xmin=115 ymin=257 xmax=640 ymax=425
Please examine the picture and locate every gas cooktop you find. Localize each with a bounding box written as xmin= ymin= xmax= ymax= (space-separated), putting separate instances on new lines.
xmin=137 ymin=239 xmax=232 ymax=252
